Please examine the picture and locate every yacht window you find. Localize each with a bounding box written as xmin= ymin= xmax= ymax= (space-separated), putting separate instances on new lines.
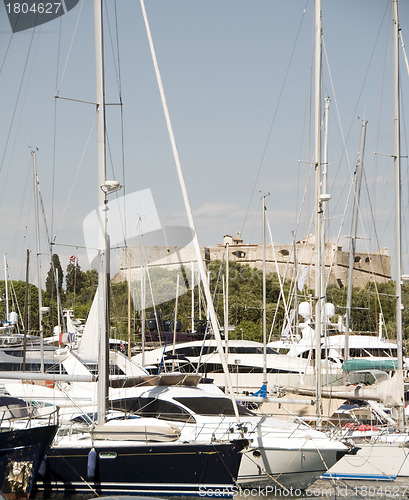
xmin=228 ymin=346 xmax=279 ymax=355
xmin=110 ymin=397 xmax=195 ymax=423
xmin=347 ymin=372 xmax=376 ymax=385
xmin=174 ymin=397 xmax=254 ymax=417
xmin=349 ymin=348 xmax=397 ymax=358
xmin=174 ymin=346 xmax=217 ymax=357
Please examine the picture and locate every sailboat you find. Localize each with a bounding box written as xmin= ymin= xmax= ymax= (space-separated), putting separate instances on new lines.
xmin=321 ymin=0 xmax=409 ymax=482
xmin=30 ymin=1 xmax=247 ymax=496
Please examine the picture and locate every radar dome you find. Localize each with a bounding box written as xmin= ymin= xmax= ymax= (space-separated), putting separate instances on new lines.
xmin=299 ymin=302 xmax=312 ymax=318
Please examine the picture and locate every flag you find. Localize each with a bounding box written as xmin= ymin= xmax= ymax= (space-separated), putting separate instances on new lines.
xmin=70 ymin=255 xmax=78 ymax=267
xmin=297 ymin=265 xmax=310 ymax=291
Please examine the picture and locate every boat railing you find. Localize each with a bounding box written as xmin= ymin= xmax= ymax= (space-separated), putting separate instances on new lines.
xmin=0 ymin=402 xmax=59 ymax=429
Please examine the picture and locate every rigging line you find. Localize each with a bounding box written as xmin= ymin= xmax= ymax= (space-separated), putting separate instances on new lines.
xmin=141 ymin=0 xmax=245 ymax=429
xmin=52 ymin=14 xmax=64 ymax=243
xmin=0 ymin=30 xmax=41 ymax=208
xmin=0 ymin=29 xmax=14 ymax=76
xmin=104 ymin=133 xmax=129 ymax=253
xmin=0 ymin=26 xmax=36 ymax=176
xmin=113 ymin=0 xmax=127 ymax=238
xmin=104 ymin=0 xmax=122 ymax=98
xmin=364 ymin=161 xmax=392 ymax=258
xmin=52 ymin=114 xmax=97 ymax=244
xmin=265 ymin=210 xmax=292 ymax=343
xmin=321 ymin=41 xmax=353 ymax=209
xmin=359 ymin=168 xmax=391 ymax=339
xmin=400 ymin=27 xmax=409 ymax=81
xmin=8 ymin=279 xmax=23 ymax=333
xmin=240 ymin=1 xmax=309 ymax=239
xmin=105 ymin=129 xmax=116 ymax=179
xmin=373 ymin=9 xmax=392 ymax=259
xmin=103 ymin=1 xmax=127 ymax=246
xmin=55 ymin=0 xmax=85 ymax=95
xmin=11 ymin=158 xmax=32 ymax=281
xmin=322 ymin=2 xmax=389 ymax=214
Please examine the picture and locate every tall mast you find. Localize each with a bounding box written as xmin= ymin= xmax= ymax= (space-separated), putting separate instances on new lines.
xmin=345 ymin=119 xmax=367 ymax=361
xmin=224 ymin=241 xmax=229 ymax=355
xmin=321 ymin=97 xmax=331 ymax=385
xmin=191 ymin=261 xmax=195 ymax=334
xmin=292 ymin=233 xmax=298 ymax=341
xmin=392 ymin=0 xmax=404 ymax=429
xmin=32 ymin=148 xmax=44 ymax=372
xmin=140 ymin=0 xmax=241 ymax=423
xmin=314 ymin=0 xmax=323 ymax=425
xmin=94 ymin=0 xmax=109 ymax=425
xmin=4 ymin=255 xmax=9 ymax=322
xmin=139 ymin=219 xmax=146 ymax=367
xmin=262 ymin=195 xmax=268 ymax=388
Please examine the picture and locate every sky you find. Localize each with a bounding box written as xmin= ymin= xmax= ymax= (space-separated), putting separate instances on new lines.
xmin=0 ymin=0 xmax=409 ymax=286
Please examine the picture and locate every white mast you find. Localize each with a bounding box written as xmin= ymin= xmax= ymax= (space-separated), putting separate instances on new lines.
xmin=32 ymin=148 xmax=44 ymax=372
xmin=345 ymin=119 xmax=367 ymax=361
xmin=140 ymin=0 xmax=241 ymax=423
xmin=3 ymin=255 xmax=9 ymax=322
xmin=262 ymin=195 xmax=268 ymax=388
xmin=191 ymin=261 xmax=195 ymax=334
xmin=94 ymin=0 xmax=109 ymax=425
xmin=224 ymin=241 xmax=229 ymax=354
xmin=321 ymin=97 xmax=331 ymax=385
xmin=139 ymin=219 xmax=146 ymax=367
xmin=172 ymin=274 xmax=180 ymax=360
xmin=314 ymin=0 xmax=323 ymax=425
xmin=392 ymin=0 xmax=404 ymax=429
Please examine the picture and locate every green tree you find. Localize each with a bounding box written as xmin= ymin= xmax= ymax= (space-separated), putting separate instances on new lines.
xmin=66 ymin=260 xmax=86 ymax=294
xmin=45 ymin=254 xmax=63 ymax=296
xmin=44 ymin=254 xmax=64 ymax=332
xmin=0 ymin=280 xmax=42 ymax=335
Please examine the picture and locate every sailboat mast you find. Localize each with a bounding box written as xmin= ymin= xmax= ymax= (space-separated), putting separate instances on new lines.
xmin=225 ymin=241 xmax=229 ymax=349
xmin=262 ymin=195 xmax=267 ymax=388
xmin=32 ymin=148 xmax=44 ymax=372
xmin=94 ymin=0 xmax=109 ymax=425
xmin=3 ymin=255 xmax=9 ymax=322
xmin=314 ymin=0 xmax=323 ymax=424
xmin=345 ymin=119 xmax=367 ymax=361
xmin=139 ymin=0 xmax=241 ymax=423
xmin=392 ymin=0 xmax=404 ymax=428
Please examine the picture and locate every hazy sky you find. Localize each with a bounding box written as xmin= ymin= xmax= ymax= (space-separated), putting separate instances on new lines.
xmin=0 ymin=0 xmax=408 ymax=284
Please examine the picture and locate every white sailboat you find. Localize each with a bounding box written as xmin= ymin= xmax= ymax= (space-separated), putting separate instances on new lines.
xmin=322 ymin=0 xmax=409 ymax=482
xmin=30 ymin=1 xmax=247 ymax=496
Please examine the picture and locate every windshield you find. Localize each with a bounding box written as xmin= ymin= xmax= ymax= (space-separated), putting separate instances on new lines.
xmin=174 ymin=397 xmax=254 ymax=416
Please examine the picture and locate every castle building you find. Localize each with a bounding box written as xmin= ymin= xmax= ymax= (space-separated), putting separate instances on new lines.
xmin=114 ymin=232 xmax=391 ymax=290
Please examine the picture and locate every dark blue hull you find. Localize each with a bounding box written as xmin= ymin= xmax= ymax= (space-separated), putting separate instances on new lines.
xmin=34 ymin=440 xmax=245 ymax=498
xmin=0 ymin=424 xmax=58 ymax=500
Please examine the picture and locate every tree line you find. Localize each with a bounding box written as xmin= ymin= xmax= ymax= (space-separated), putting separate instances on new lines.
xmin=0 ymin=255 xmax=407 ymax=344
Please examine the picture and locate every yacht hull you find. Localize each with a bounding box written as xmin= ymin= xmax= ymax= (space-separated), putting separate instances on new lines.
xmin=240 ymin=446 xmax=347 ymax=489
xmin=0 ymin=424 xmax=58 ymax=500
xmin=34 ymin=440 xmax=245 ymax=497
xmin=323 ymin=441 xmax=409 ymax=480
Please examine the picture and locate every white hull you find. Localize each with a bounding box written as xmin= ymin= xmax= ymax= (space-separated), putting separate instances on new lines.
xmin=323 ymin=440 xmax=409 ymax=480
xmin=240 ymin=445 xmax=345 ymax=489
